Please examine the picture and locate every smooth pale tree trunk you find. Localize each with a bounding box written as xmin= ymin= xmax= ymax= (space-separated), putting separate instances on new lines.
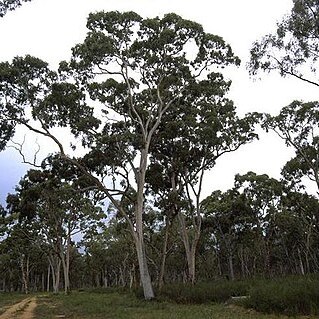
xmin=134 ymin=148 xmax=155 ymax=299
xmin=225 ymin=240 xmax=235 ymax=281
xmin=49 ymin=257 xmax=61 ymax=293
xmin=20 ymin=255 xmax=29 ymax=294
xmin=171 ymin=170 xmax=202 ymax=284
xmin=178 ymin=212 xmax=201 ymax=284
xmin=53 ymin=261 xmax=61 ymax=294
xmin=134 ymin=234 xmax=154 ymax=298
xmin=186 ymin=247 xmax=197 ymax=284
xmin=60 ymin=235 xmax=71 ymax=294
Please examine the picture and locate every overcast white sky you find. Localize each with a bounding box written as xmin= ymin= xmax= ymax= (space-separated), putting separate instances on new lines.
xmin=0 ymin=0 xmax=318 ymax=205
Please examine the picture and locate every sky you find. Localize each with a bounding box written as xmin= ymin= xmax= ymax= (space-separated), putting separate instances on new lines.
xmin=0 ymin=0 xmax=318 ymax=206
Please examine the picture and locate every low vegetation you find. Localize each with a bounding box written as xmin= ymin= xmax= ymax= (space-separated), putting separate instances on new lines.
xmin=28 ymin=276 xmax=319 ymax=317
xmin=245 ymin=276 xmax=319 ymax=316
xmin=150 ymin=280 xmax=250 ymax=304
xmin=33 ymin=290 xmax=317 ymax=319
xmin=1 ymin=277 xmax=318 ymax=318
xmin=145 ymin=276 xmax=319 ymax=316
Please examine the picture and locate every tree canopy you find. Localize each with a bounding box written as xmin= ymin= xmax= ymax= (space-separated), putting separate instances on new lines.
xmin=0 ymin=11 xmax=249 ymax=299
xmin=249 ymin=0 xmax=319 ymax=87
xmin=263 ymin=100 xmax=319 ymax=193
xmin=0 ymin=0 xmax=31 ymax=17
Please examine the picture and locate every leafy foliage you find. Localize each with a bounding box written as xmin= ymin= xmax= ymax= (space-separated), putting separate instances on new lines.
xmin=0 ymin=0 xmax=31 ymax=17
xmin=249 ymin=0 xmax=319 ymax=86
xmin=263 ymin=101 xmax=319 ymax=192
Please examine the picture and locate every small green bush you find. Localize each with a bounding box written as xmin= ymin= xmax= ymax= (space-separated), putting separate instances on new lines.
xmin=244 ymin=276 xmax=319 ymax=316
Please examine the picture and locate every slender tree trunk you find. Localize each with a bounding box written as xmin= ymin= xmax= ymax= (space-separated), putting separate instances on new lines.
xmin=54 ymin=261 xmax=61 ymax=293
xmin=65 ymin=235 xmax=71 ymax=293
xmin=20 ymin=255 xmax=29 ymax=294
xmin=239 ymin=246 xmax=245 ymax=278
xmin=297 ymin=247 xmax=305 ymax=275
xmin=47 ymin=265 xmax=50 ymax=292
xmin=134 ymin=148 xmax=154 ymax=299
xmin=49 ymin=256 xmax=61 ymax=293
xmin=103 ymin=270 xmax=108 ymax=288
xmin=135 ymin=234 xmax=154 ymax=298
xmin=59 ymin=234 xmax=71 ymax=294
xmin=187 ymin=246 xmax=197 ymax=284
xmin=178 ymin=212 xmax=200 ymax=284
xmin=41 ymin=272 xmax=45 ymax=292
xmin=228 ymin=252 xmax=235 ymax=281
xmin=129 ymin=264 xmax=135 ymax=289
xmin=158 ymin=218 xmax=170 ymax=290
xmin=60 ymin=253 xmax=70 ymax=294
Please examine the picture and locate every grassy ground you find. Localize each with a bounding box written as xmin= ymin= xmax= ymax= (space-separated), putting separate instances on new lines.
xmin=34 ymin=291 xmax=317 ymax=319
xmin=0 ymin=292 xmax=28 ymax=315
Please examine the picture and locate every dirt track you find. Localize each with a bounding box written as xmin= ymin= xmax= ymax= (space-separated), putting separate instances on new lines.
xmin=0 ymin=297 xmax=36 ymax=319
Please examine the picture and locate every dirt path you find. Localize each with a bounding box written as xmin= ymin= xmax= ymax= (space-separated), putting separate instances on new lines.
xmin=0 ymin=297 xmax=37 ymax=319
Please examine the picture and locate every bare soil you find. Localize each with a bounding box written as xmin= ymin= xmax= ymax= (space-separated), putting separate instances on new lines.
xmin=0 ymin=297 xmax=36 ymax=319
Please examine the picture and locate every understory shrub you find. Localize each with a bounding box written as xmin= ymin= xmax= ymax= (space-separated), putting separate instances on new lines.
xmin=134 ymin=275 xmax=319 ymax=316
xmin=156 ymin=280 xmax=250 ymax=304
xmin=244 ymin=276 xmax=319 ymax=316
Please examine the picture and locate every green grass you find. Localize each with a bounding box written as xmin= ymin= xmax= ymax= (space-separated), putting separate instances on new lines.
xmin=0 ymin=292 xmax=28 ymax=315
xmin=34 ymin=291 xmax=318 ymax=319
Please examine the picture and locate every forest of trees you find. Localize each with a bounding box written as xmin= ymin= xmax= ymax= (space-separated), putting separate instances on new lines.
xmin=0 ymin=0 xmax=318 ymax=300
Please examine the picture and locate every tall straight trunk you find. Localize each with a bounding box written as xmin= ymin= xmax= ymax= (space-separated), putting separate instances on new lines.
xmin=225 ymin=240 xmax=235 ymax=281
xmin=158 ymin=217 xmax=170 ymax=290
xmin=174 ymin=167 xmax=203 ymax=284
xmin=103 ymin=270 xmax=108 ymax=288
xmin=20 ymin=255 xmax=29 ymax=294
xmin=135 ymin=233 xmax=154 ymax=298
xmin=47 ymin=265 xmax=50 ymax=292
xmin=178 ymin=212 xmax=200 ymax=284
xmin=134 ymin=148 xmax=154 ymax=299
xmin=60 ymin=235 xmax=71 ymax=294
xmin=41 ymin=272 xmax=45 ymax=292
xmin=239 ymin=246 xmax=245 ymax=278
xmin=228 ymin=252 xmax=235 ymax=281
xmin=49 ymin=256 xmax=61 ymax=293
xmin=297 ymin=247 xmax=305 ymax=275
xmin=186 ymin=246 xmax=196 ymax=284
xmin=53 ymin=261 xmax=61 ymax=293
xmin=129 ymin=264 xmax=135 ymax=289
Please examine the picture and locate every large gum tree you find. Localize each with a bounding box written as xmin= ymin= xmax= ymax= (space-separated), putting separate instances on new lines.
xmin=0 ymin=11 xmax=240 ymax=299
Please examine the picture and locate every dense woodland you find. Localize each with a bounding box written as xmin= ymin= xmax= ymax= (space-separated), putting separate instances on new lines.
xmin=0 ymin=0 xmax=318 ymax=301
